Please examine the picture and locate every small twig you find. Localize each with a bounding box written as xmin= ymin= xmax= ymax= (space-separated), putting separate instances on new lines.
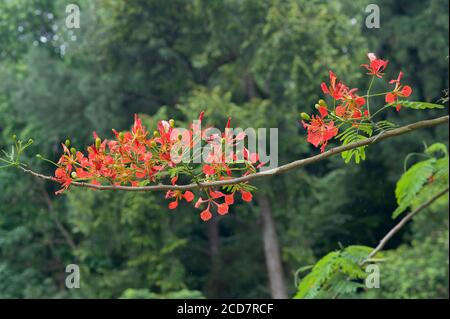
xmin=363 ymin=186 xmax=449 ymax=263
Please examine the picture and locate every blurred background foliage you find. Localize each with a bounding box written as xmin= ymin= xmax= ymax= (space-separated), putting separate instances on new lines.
xmin=0 ymin=0 xmax=448 ymax=298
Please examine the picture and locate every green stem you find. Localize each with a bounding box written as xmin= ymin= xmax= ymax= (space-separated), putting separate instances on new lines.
xmin=366 ymin=76 xmax=375 ymax=115
xmin=362 ymin=92 xmax=389 ymax=98
xmin=369 ymin=104 xmax=391 ymax=120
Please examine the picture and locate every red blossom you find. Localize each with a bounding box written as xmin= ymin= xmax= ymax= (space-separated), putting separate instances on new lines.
xmin=385 ymin=71 xmax=413 ymax=111
xmin=53 ymin=112 xmax=259 ymax=221
xmin=302 ymin=113 xmax=339 ymax=153
xmin=361 ymin=53 xmax=388 ymax=78
xmin=321 ymin=71 xmax=348 ymax=100
xmin=200 ymin=208 xmax=213 ymax=221
xmin=240 ymin=190 xmax=253 ymax=202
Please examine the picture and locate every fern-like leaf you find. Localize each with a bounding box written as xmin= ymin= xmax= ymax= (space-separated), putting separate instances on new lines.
xmin=393 ymin=158 xmax=436 ymax=218
xmin=393 ymin=101 xmax=445 ymax=110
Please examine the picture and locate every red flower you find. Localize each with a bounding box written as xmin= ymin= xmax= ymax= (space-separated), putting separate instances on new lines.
xmin=52 ymin=111 xmax=262 ymax=221
xmin=168 ymin=201 xmax=179 ymax=209
xmin=54 ymin=167 xmax=72 ymax=194
xmin=217 ymin=203 xmax=229 ymax=215
xmin=240 ymin=190 xmax=253 ymax=202
xmin=203 ymin=165 xmax=215 ymax=175
xmin=335 ymin=88 xmax=366 ymax=120
xmin=225 ymin=194 xmax=235 ymax=205
xmin=361 ymin=53 xmax=388 ymax=78
xmin=200 ymin=208 xmax=212 ymax=221
xmin=302 ymin=111 xmax=339 ymax=153
xmin=183 ymin=191 xmax=195 ymax=202
xmin=318 ymin=106 xmax=328 ymax=118
xmin=165 ymin=189 xmax=195 ymax=209
xmin=385 ymin=71 xmax=413 ymax=111
xmin=321 ymin=71 xmax=348 ymax=100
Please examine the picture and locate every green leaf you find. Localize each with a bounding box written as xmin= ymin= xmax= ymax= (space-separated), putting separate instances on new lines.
xmin=394 ymin=101 xmax=445 ymax=110
xmin=425 ymin=143 xmax=448 ymax=157
xmin=295 ymin=246 xmax=374 ymax=299
xmin=393 ymin=158 xmax=436 ymax=218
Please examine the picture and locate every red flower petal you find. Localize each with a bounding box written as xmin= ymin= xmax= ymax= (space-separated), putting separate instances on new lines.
xmin=335 ymin=105 xmax=346 ymax=117
xmin=318 ymin=106 xmax=328 ymax=118
xmin=385 ymin=93 xmax=396 ymax=104
xmin=200 ymin=209 xmax=212 ymax=221
xmin=210 ymin=190 xmax=225 ymax=199
xmin=355 ymin=97 xmax=366 ymax=106
xmin=203 ymin=165 xmax=215 ymax=175
xmin=168 ymin=201 xmax=178 ymax=209
xmin=402 ymin=85 xmax=412 ymax=97
xmin=195 ymin=197 xmax=204 ymax=208
xmin=183 ymin=191 xmax=195 ymax=202
xmin=225 ymin=194 xmax=234 ymax=205
xmin=353 ymin=109 xmax=362 ymax=119
xmin=241 ymin=190 xmax=253 ymax=202
xmin=217 ymin=203 xmax=229 ymax=215
xmin=135 ymin=171 xmax=146 ymax=178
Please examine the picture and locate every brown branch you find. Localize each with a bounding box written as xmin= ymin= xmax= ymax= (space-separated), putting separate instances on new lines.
xmin=364 ymin=186 xmax=449 ymax=262
xmin=18 ymin=115 xmax=449 ymax=192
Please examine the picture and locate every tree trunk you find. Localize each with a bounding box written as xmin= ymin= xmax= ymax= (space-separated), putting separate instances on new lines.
xmin=244 ymin=74 xmax=287 ymax=299
xmin=258 ymin=195 xmax=288 ymax=299
xmin=205 ymin=218 xmax=222 ymax=298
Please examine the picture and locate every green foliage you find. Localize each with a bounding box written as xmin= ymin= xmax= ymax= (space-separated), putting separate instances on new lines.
xmin=374 ymin=120 xmax=397 ymax=132
xmin=0 ymin=0 xmax=448 ymax=299
xmin=337 ymin=123 xmax=373 ymax=164
xmin=393 ymin=143 xmax=449 ymax=218
xmin=296 ymin=144 xmax=449 ymax=299
xmin=0 ymin=136 xmax=34 ymax=169
xmin=65 ymin=189 xmax=190 ymax=298
xmin=294 ymin=245 xmax=374 ymax=299
xmin=120 ymin=288 xmax=204 ymax=299
xmin=393 ymin=101 xmax=446 ymax=110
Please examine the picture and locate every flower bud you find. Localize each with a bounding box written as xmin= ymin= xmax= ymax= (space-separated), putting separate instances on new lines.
xmin=71 ymin=172 xmax=77 ymax=179
xmin=177 ymin=133 xmax=183 ymax=140
xmin=314 ymin=103 xmax=321 ymax=109
xmin=70 ymin=147 xmax=76 ymax=155
xmin=95 ymin=137 xmax=101 ymax=149
xmin=153 ymin=130 xmax=159 ymax=137
xmin=150 ymin=140 xmax=157 ymax=147
xmin=318 ymin=99 xmax=328 ymax=107
xmin=65 ymin=139 xmax=71 ymax=147
xmin=28 ymin=139 xmax=34 ymax=144
xmin=12 ymin=134 xmax=17 ymax=141
xmin=169 ymin=119 xmax=175 ymax=128
xmin=36 ymin=154 xmax=42 ymax=159
xmin=300 ymin=112 xmax=310 ymax=120
xmin=119 ymin=132 xmax=125 ymax=140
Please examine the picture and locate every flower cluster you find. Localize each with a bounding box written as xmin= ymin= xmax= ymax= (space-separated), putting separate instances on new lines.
xmin=54 ymin=113 xmax=263 ymax=221
xmin=301 ymin=53 xmax=413 ymax=153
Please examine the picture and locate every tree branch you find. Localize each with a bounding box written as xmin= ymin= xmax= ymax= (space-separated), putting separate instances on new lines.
xmin=364 ymin=186 xmax=449 ymax=262
xmin=18 ymin=115 xmax=449 ymax=192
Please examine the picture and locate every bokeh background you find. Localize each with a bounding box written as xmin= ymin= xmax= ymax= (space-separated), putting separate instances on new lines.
xmin=0 ymin=0 xmax=448 ymax=298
